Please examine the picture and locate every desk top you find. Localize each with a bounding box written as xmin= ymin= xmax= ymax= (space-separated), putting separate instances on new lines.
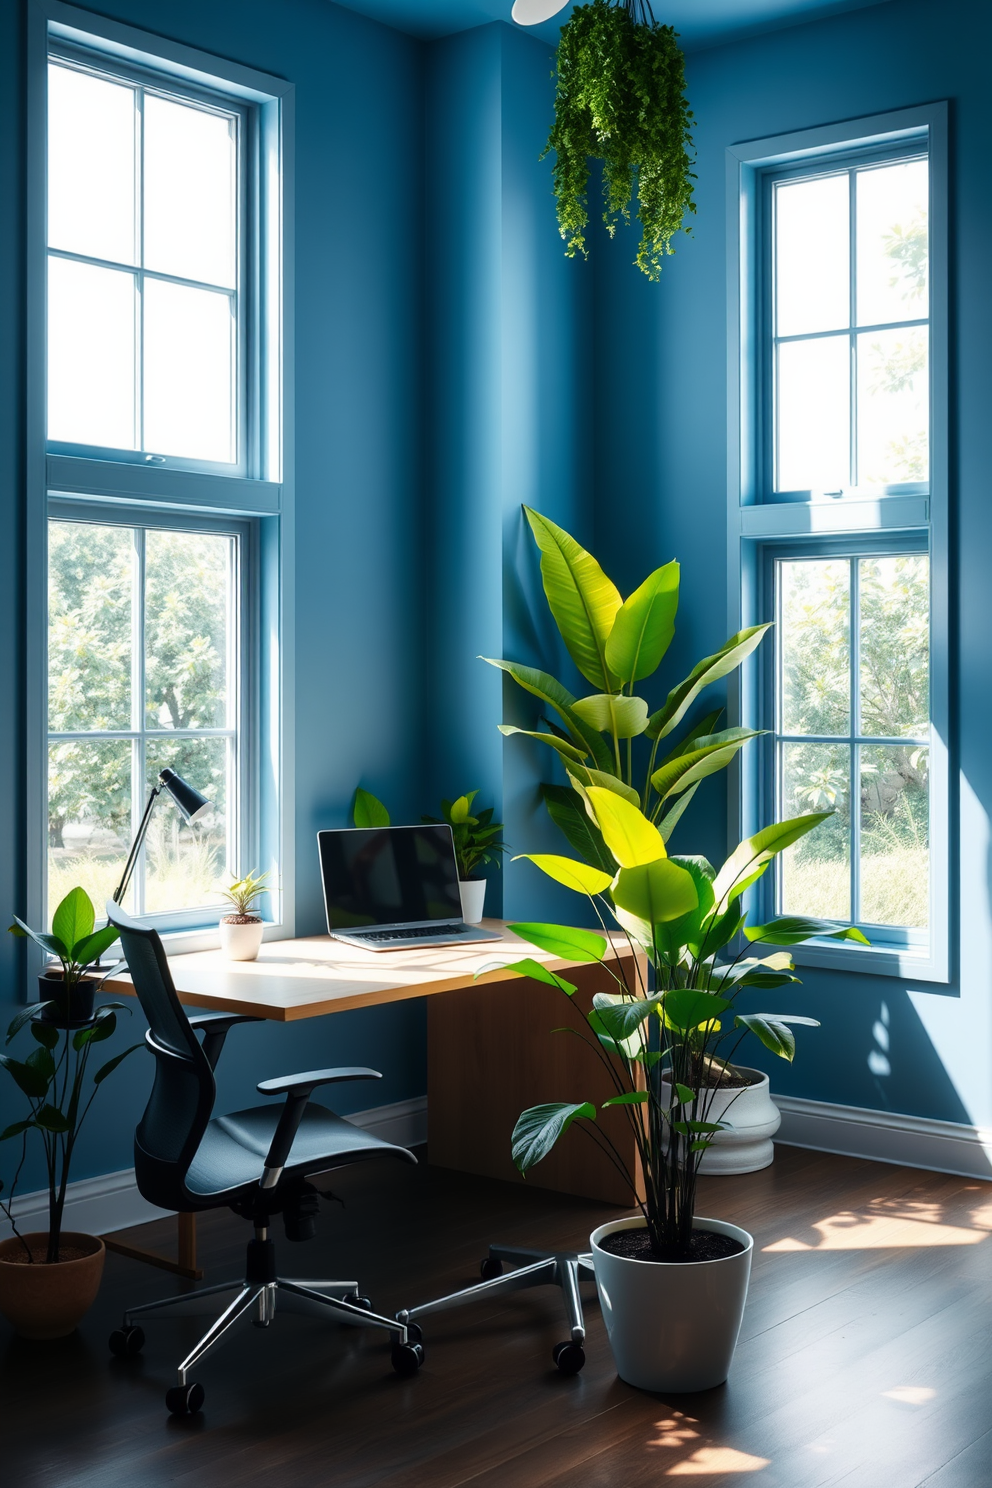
xmin=102 ymin=920 xmax=584 ymax=1022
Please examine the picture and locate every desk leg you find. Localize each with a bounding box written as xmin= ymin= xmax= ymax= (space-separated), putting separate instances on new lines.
xmin=103 ymin=1213 xmax=204 ymax=1281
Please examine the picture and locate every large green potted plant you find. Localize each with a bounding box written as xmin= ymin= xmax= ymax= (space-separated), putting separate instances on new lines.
xmin=0 ymin=888 xmax=140 ymax=1338
xmin=487 ymin=788 xmax=866 ymax=1391
xmin=545 ymin=0 xmax=695 ymax=279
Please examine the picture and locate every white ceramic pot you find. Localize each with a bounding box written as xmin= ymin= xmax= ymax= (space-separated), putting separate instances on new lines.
xmin=661 ymin=1067 xmax=781 ymax=1175
xmin=591 ymin=1215 xmax=753 ymax=1392
xmin=219 ymin=916 xmax=264 ymax=961
xmin=458 ymin=879 xmax=486 ymax=924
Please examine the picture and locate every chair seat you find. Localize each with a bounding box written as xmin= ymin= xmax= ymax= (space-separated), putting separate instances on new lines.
xmin=185 ymin=1102 xmax=413 ymax=1199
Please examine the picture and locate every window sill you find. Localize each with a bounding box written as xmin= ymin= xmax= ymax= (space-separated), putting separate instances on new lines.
xmin=791 ymin=937 xmax=949 ymax=985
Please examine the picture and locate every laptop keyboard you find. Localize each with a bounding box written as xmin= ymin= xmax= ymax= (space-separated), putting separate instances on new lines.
xmin=358 ymin=926 xmax=464 ymax=942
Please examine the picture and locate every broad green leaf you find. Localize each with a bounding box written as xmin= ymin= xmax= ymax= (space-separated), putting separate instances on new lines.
xmin=73 ymin=1011 xmax=117 ymax=1048
xmin=612 ymin=858 xmax=699 ymax=925
xmin=745 ymin=916 xmax=870 ymax=946
xmin=26 ymin=1045 xmax=56 ymax=1081
xmin=605 ymin=561 xmax=680 ymax=683
xmin=661 ymin=988 xmax=730 ymax=1032
xmin=0 ymin=1054 xmax=50 ymax=1098
xmin=646 ymin=625 xmax=772 ymax=741
xmin=0 ymin=1119 xmax=33 ymax=1141
xmin=481 ymin=658 xmax=613 ymax=770
xmin=657 ymin=783 xmax=699 ymax=843
xmin=508 ymin=923 xmax=607 ymax=963
xmin=567 ymin=767 xmax=640 ymax=808
xmin=34 ymin=1103 xmax=71 ymax=1134
xmin=590 ymin=992 xmax=662 ymax=1043
xmin=652 ymin=856 xmax=715 ymax=962
xmin=524 ymin=507 xmax=622 ymax=691
xmin=93 ymin=1044 xmax=142 ymax=1085
xmin=735 ymin=1013 xmax=819 ymax=1060
xmin=475 ymin=956 xmax=578 ymax=996
xmin=650 ymin=729 xmax=762 ymax=803
xmin=7 ymin=1004 xmax=53 ymax=1043
xmin=499 ymin=726 xmax=588 ymax=765
xmin=715 ymin=951 xmax=794 ymax=988
xmin=541 ymin=784 xmax=614 ymax=875
xmin=587 ymin=788 xmax=666 ymax=868
xmin=732 ymin=971 xmax=801 ymax=990
xmin=9 ymin=918 xmax=69 ymax=964
xmin=511 ymin=1100 xmax=597 ymax=1173
xmin=656 ymin=709 xmax=725 ymax=765
xmin=572 ymin=693 xmax=649 ymax=739
xmin=449 ymin=794 xmax=474 ymax=824
xmin=513 ymin=853 xmax=613 ymax=896
xmin=690 ymin=1140 xmax=714 ymax=1153
xmin=352 ymin=788 xmax=390 ymax=828
xmin=602 ymin=1091 xmax=649 ymax=1108
xmin=611 ymin=903 xmax=655 ymax=954
xmin=53 ymin=887 xmax=95 ymax=956
xmin=71 ymin=925 xmax=119 ymax=970
xmin=30 ymin=1021 xmax=60 ymax=1050
xmin=690 ymin=904 xmax=745 ymax=960
xmin=674 ymin=1083 xmax=695 ymax=1105
xmin=711 ymin=813 xmax=833 ymax=910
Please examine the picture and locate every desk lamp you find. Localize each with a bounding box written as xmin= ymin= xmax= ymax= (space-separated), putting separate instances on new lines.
xmin=113 ymin=768 xmax=212 ymax=907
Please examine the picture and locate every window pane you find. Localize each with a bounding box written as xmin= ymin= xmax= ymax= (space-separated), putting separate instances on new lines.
xmin=856 ymin=159 xmax=928 ymax=327
xmin=49 ymin=521 xmax=133 ymax=731
xmin=777 ymin=336 xmax=850 ymax=492
xmin=779 ymin=743 xmax=850 ymax=920
xmin=48 ymin=63 xmax=135 ymax=264
xmin=860 ymin=744 xmax=929 ymax=928
xmin=144 ymin=737 xmax=230 ymax=914
xmin=774 ymin=174 xmax=849 ymax=336
xmin=780 ymin=558 xmax=850 ymax=736
xmin=145 ymin=529 xmax=233 ymax=729
xmin=859 ymin=555 xmax=929 ymax=738
xmin=856 ymin=326 xmax=928 ymax=487
xmin=143 ymin=95 xmax=237 ymax=289
xmin=143 ymin=279 xmax=235 ymax=462
xmin=48 ymin=740 xmax=133 ymax=924
xmin=48 ymin=257 xmax=136 ymax=448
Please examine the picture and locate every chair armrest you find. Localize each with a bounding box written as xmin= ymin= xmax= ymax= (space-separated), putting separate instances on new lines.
xmin=256 ymin=1068 xmax=382 ymax=1187
xmin=189 ymin=1012 xmax=263 ymax=1072
xmin=256 ymin=1066 xmax=381 ymax=1098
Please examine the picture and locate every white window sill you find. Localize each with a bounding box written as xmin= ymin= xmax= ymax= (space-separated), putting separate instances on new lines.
xmin=791 ymin=937 xmax=948 ymax=986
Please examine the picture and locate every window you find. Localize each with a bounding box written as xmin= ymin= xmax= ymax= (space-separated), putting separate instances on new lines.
xmin=47 ymin=52 xmax=244 ymax=470
xmin=773 ymin=549 xmax=930 ymax=944
xmin=770 ymin=152 xmax=929 ymax=498
xmin=47 ymin=511 xmax=248 ymax=927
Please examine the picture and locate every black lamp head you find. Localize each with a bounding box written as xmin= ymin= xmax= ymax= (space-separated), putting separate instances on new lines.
xmin=158 ymin=768 xmax=212 ymax=824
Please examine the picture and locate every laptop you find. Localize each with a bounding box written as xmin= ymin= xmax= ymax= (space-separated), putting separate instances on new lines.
xmin=317 ymin=824 xmax=502 ymax=951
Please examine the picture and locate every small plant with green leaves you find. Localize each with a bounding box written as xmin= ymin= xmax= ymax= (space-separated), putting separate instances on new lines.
xmin=423 ymin=793 xmax=506 ymax=882
xmin=352 ymin=787 xmax=391 ymax=828
xmin=483 ymin=790 xmax=867 ymax=1259
xmin=3 ymin=888 xmax=140 ymax=1263
xmin=220 ymin=870 xmax=270 ymax=921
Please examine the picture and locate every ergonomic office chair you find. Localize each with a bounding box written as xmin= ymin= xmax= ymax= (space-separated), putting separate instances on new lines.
xmin=104 ymin=903 xmax=424 ymax=1416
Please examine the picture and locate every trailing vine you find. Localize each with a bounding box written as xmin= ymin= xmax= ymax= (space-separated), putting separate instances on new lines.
xmin=543 ymin=0 xmax=695 ymax=280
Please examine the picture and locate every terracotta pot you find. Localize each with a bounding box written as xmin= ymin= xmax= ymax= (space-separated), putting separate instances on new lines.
xmin=458 ymin=880 xmax=486 ymax=924
xmin=37 ymin=972 xmax=96 ymax=1029
xmin=661 ymin=1066 xmax=782 ymax=1175
xmin=0 ymin=1231 xmax=106 ymax=1339
xmin=591 ymin=1215 xmax=753 ymax=1392
xmin=220 ymin=915 xmax=264 ymax=961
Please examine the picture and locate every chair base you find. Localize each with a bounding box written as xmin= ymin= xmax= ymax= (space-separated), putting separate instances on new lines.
xmin=396 ymin=1243 xmax=596 ymax=1374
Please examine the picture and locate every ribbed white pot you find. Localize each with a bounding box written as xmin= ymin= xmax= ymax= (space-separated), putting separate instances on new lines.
xmin=591 ymin=1215 xmax=753 ymax=1392
xmin=458 ymin=880 xmax=486 ymax=924
xmin=661 ymin=1067 xmax=781 ymax=1175
xmin=219 ymin=917 xmax=264 ymax=961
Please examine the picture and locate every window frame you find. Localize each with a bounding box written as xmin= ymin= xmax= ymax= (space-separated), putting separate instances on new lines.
xmin=727 ymin=103 xmax=950 ymax=984
xmin=25 ymin=0 xmax=296 ymax=974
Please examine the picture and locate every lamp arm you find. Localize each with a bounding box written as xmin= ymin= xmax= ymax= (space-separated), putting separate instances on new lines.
xmin=113 ymin=786 xmax=162 ymax=906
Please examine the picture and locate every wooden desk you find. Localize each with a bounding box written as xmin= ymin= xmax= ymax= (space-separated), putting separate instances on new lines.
xmin=104 ymin=921 xmax=641 ymax=1274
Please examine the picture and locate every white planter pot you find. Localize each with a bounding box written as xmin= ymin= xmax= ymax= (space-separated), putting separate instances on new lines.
xmin=458 ymin=879 xmax=486 ymax=924
xmin=219 ymin=917 xmax=264 ymax=961
xmin=591 ymin=1215 xmax=753 ymax=1392
xmin=662 ymin=1067 xmax=781 ymax=1175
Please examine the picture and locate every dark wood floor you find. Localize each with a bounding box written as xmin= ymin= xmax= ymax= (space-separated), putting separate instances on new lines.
xmin=4 ymin=1144 xmax=992 ymax=1488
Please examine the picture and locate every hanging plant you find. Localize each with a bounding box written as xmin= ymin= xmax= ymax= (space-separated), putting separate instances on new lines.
xmin=544 ymin=0 xmax=695 ymax=280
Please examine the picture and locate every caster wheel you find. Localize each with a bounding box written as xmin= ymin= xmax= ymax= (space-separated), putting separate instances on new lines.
xmin=343 ymin=1292 xmax=373 ymax=1311
xmin=391 ymin=1341 xmax=424 ymax=1377
xmin=109 ymin=1325 xmax=145 ymax=1359
xmin=480 ymin=1257 xmax=503 ymax=1280
xmin=553 ymin=1341 xmax=586 ymax=1375
xmin=165 ymin=1382 xmax=204 ymax=1417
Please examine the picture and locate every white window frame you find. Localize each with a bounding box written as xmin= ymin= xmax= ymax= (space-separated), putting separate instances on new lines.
xmin=727 ymin=104 xmax=950 ymax=983
xmin=25 ymin=0 xmax=295 ymax=969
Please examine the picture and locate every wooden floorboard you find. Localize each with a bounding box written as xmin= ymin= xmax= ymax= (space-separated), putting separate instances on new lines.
xmin=3 ymin=1144 xmax=992 ymax=1488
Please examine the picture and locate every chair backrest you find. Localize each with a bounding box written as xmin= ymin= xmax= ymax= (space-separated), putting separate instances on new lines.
xmin=106 ymin=902 xmax=215 ymax=1208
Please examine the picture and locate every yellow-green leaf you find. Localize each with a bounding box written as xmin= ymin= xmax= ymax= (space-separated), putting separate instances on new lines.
xmin=524 ymin=507 xmax=622 ymax=691
xmin=611 ymin=858 xmax=699 ymax=924
xmin=572 ymin=693 xmax=649 ymax=739
xmin=605 ymin=561 xmax=680 ymax=683
xmin=587 ymin=787 xmax=666 ymax=868
xmin=513 ymin=854 xmax=614 ymax=896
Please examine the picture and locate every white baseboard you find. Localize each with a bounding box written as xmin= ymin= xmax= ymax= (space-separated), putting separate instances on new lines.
xmin=775 ymin=1094 xmax=992 ymax=1182
xmin=0 ymin=1095 xmax=428 ymax=1242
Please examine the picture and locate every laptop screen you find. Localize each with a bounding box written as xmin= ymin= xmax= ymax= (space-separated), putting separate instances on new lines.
xmin=318 ymin=825 xmax=463 ymax=931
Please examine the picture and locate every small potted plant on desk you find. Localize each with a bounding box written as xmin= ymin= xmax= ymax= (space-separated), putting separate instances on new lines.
xmin=487 ymin=788 xmax=866 ymax=1393
xmin=1 ymin=888 xmax=140 ymax=1338
xmin=219 ymin=870 xmax=270 ymax=961
xmin=424 ymin=792 xmax=506 ymax=924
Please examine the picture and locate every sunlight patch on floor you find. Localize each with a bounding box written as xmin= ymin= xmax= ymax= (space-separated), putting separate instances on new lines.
xmin=648 ymin=1414 xmax=770 ymax=1474
xmin=883 ymin=1386 xmax=937 ymax=1404
xmin=763 ymin=1195 xmax=991 ymax=1250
